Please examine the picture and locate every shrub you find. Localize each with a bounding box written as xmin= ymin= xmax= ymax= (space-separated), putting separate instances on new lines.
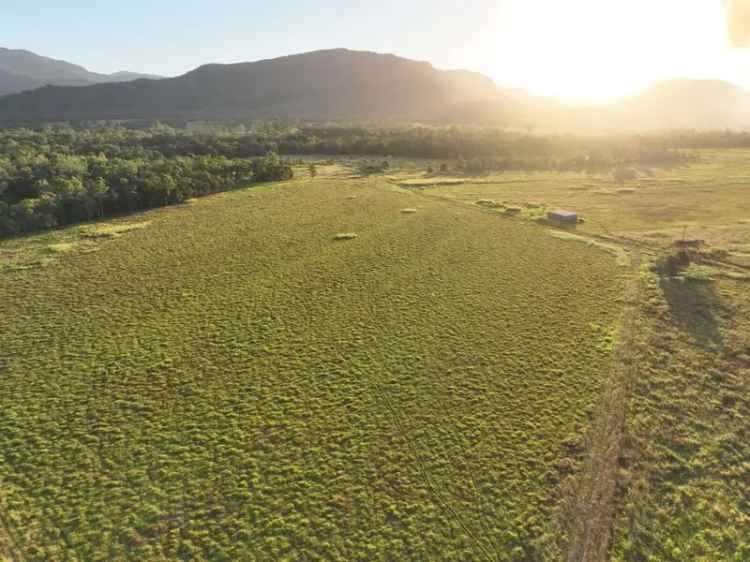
xmin=252 ymin=152 xmax=293 ymax=182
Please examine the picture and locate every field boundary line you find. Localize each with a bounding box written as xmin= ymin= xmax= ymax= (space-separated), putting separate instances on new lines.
xmin=560 ymin=248 xmax=642 ymax=562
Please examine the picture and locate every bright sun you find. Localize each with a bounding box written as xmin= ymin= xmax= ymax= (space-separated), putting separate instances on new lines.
xmin=490 ymin=0 xmax=732 ymax=102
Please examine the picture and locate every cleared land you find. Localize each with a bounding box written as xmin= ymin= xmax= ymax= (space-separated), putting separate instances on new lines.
xmin=402 ymin=150 xmax=750 ymax=560
xmin=0 ymin=172 xmax=625 ymax=560
xmin=611 ymin=269 xmax=750 ymax=561
xmin=3 ymin=148 xmax=749 ymax=561
xmin=410 ymin=149 xmax=750 ymax=259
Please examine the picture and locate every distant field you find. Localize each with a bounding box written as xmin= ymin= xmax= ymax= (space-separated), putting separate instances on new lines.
xmin=0 ymin=172 xmax=625 ymax=560
xmin=416 ymin=149 xmax=750 ymax=255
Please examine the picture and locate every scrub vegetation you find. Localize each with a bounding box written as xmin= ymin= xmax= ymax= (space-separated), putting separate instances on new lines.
xmin=611 ymin=267 xmax=750 ymax=561
xmin=1 ymin=168 xmax=625 ymax=560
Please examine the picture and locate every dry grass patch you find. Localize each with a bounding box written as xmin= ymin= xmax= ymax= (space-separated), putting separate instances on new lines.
xmin=333 ymin=232 xmax=358 ymax=241
xmin=77 ymin=221 xmax=150 ymax=240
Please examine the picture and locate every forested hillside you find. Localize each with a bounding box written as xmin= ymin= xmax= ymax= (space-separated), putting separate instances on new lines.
xmin=0 ymin=49 xmax=497 ymax=122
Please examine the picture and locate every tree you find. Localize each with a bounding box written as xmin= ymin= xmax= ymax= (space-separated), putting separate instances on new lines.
xmin=252 ymin=152 xmax=293 ymax=182
xmin=86 ymin=177 xmax=109 ymax=218
xmin=0 ymin=201 xmax=17 ymax=236
xmin=14 ymin=195 xmax=59 ymax=232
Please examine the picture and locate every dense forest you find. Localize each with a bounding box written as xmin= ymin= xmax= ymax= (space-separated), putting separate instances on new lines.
xmin=0 ymin=128 xmax=294 ymax=236
xmin=1 ymin=122 xmax=736 ymax=237
xmin=22 ymin=121 xmax=685 ymax=162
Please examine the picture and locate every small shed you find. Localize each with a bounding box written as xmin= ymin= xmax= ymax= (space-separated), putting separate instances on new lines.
xmin=548 ymin=210 xmax=578 ymax=223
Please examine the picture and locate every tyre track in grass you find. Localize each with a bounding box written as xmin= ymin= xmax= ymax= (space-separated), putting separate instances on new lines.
xmin=393 ymin=181 xmax=639 ymax=560
xmin=562 ymin=249 xmax=642 ymax=562
xmin=371 ymin=382 xmax=499 ymax=562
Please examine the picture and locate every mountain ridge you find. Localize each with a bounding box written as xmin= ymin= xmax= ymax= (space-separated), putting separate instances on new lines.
xmin=0 ymin=48 xmax=499 ymax=122
xmin=1 ymin=48 xmax=749 ymax=130
xmin=0 ymin=47 xmax=162 ymax=97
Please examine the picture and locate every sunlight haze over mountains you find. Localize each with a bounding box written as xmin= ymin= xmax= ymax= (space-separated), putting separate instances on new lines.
xmin=4 ymin=0 xmax=750 ymax=102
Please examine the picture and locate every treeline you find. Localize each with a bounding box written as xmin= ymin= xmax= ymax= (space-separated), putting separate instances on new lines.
xmin=130 ymin=126 xmax=690 ymax=170
xmin=2 ymin=123 xmax=696 ymax=166
xmin=0 ymin=137 xmax=292 ymax=236
xmin=1 ymin=122 xmax=717 ymax=237
xmin=664 ymin=130 xmax=750 ymax=149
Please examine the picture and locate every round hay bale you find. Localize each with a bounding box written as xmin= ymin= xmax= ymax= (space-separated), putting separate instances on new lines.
xmin=334 ymin=233 xmax=358 ymax=241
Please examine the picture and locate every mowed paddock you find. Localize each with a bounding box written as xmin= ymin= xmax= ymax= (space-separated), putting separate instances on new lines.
xmin=0 ymin=175 xmax=626 ymax=561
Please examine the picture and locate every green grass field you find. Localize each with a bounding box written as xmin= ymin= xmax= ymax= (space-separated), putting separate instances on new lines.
xmin=611 ymin=269 xmax=750 ymax=561
xmin=0 ymin=172 xmax=626 ymax=560
xmin=399 ymin=151 xmax=750 ymax=560
xmin=3 ymin=150 xmax=750 ymax=561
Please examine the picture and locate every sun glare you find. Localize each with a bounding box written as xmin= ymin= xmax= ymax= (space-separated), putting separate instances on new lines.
xmin=492 ymin=0 xmax=730 ymax=102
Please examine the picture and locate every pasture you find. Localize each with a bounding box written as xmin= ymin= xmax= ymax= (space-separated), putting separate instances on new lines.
xmin=402 ymin=150 xmax=750 ymax=559
xmin=3 ymin=147 xmax=749 ymax=561
xmin=612 ymin=268 xmax=750 ymax=561
xmin=0 ymin=171 xmax=626 ymax=560
xmin=413 ymin=150 xmax=750 ymax=258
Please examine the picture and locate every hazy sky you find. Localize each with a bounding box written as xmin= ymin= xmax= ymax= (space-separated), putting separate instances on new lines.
xmin=3 ymin=0 xmax=750 ymax=101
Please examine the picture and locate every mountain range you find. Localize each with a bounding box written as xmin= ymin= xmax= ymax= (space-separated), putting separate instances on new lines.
xmin=0 ymin=47 xmax=161 ymax=97
xmin=1 ymin=47 xmax=749 ymax=131
xmin=0 ymin=49 xmax=496 ymax=123
xmin=446 ymin=79 xmax=750 ymax=131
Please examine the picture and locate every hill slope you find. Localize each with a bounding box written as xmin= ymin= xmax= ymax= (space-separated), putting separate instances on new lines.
xmin=0 ymin=49 xmax=498 ymax=122
xmin=620 ymin=79 xmax=750 ymax=130
xmin=0 ymin=68 xmax=42 ymax=98
xmin=450 ymin=79 xmax=750 ymax=131
xmin=2 ymin=48 xmax=748 ymax=130
xmin=0 ymin=47 xmax=162 ymax=97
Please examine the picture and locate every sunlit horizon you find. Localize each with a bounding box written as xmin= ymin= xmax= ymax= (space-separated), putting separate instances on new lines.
xmin=478 ymin=0 xmax=750 ymax=103
xmin=4 ymin=0 xmax=750 ymax=103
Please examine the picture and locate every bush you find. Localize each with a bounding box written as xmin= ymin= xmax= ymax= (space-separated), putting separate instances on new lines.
xmin=653 ymin=249 xmax=692 ymax=276
xmin=356 ymin=160 xmax=390 ymax=176
xmin=251 ymin=152 xmax=293 ymax=182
